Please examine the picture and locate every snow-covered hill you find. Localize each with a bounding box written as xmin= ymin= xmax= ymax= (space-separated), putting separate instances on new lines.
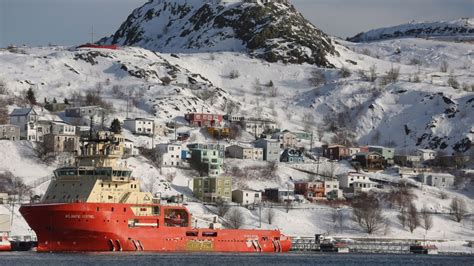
xmin=99 ymin=0 xmax=338 ymax=67
xmin=348 ymin=18 xmax=474 ymax=42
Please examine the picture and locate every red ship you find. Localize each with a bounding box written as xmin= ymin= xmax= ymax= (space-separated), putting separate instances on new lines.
xmin=20 ymin=134 xmax=291 ymax=253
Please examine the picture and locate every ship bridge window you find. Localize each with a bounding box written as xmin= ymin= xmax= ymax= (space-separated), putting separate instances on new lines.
xmin=202 ymin=231 xmax=217 ymax=237
xmin=186 ymin=231 xmax=198 ymax=237
xmin=164 ymin=209 xmax=189 ymax=227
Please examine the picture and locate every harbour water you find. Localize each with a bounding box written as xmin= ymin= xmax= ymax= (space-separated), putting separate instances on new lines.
xmin=1 ymin=252 xmax=473 ymax=266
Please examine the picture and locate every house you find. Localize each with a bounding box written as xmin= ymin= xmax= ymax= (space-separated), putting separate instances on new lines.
xmin=368 ymin=146 xmax=395 ymax=165
xmin=193 ymin=176 xmax=232 ymax=202
xmin=226 ymin=144 xmax=263 ymax=160
xmin=272 ymin=130 xmax=297 ymax=149
xmin=294 ymin=181 xmax=325 ymax=201
xmin=292 ymin=131 xmax=312 ymax=141
xmin=417 ymin=172 xmax=455 ymax=188
xmin=124 ymin=139 xmax=138 ymax=157
xmin=396 ymin=167 xmax=432 ymax=179
xmin=280 ymin=149 xmax=304 ymax=163
xmin=65 ymin=106 xmax=103 ymax=118
xmin=232 ymin=189 xmax=262 ymax=206
xmin=123 ymin=118 xmax=155 ymax=136
xmin=349 ymin=147 xmax=360 ymax=158
xmin=44 ymin=102 xmax=70 ymax=112
xmin=9 ymin=107 xmax=38 ymax=141
xmin=0 ymin=125 xmax=20 ymax=141
xmin=207 ymin=127 xmax=231 ymax=139
xmin=43 ymin=133 xmax=80 ymax=154
xmin=394 ymin=154 xmax=422 ymax=168
xmin=0 ymin=193 xmax=9 ymax=204
xmin=264 ymin=188 xmax=294 ymax=203
xmin=185 ymin=113 xmax=223 ymax=127
xmin=244 ymin=118 xmax=278 ymax=137
xmin=351 ymin=180 xmax=378 ymax=195
xmin=156 ymin=143 xmax=182 ymax=167
xmin=353 ymin=152 xmax=385 ymax=171
xmin=415 ymin=149 xmax=437 ymax=162
xmin=254 ymin=138 xmax=280 ymax=162
xmin=338 ymin=172 xmax=372 ymax=189
xmin=324 ymin=179 xmax=342 ymax=199
xmin=188 ymin=143 xmax=225 ymax=176
xmin=322 ymin=145 xmax=350 ymax=161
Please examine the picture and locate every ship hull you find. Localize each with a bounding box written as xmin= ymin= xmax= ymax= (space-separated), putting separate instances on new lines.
xmin=20 ymin=203 xmax=291 ymax=253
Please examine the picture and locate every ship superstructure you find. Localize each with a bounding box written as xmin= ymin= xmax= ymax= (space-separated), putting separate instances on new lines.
xmin=20 ymin=134 xmax=291 ymax=252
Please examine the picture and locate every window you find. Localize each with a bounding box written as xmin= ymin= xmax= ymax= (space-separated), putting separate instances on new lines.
xmin=202 ymin=231 xmax=217 ymax=237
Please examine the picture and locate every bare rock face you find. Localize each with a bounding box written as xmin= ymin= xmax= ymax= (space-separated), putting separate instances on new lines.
xmin=99 ymin=0 xmax=338 ymax=67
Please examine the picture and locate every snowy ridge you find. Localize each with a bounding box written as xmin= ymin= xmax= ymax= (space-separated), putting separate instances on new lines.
xmin=99 ymin=0 xmax=338 ymax=66
xmin=348 ymin=18 xmax=474 ymax=42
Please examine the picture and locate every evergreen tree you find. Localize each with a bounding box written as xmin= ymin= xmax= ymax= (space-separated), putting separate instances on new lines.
xmin=52 ymin=97 xmax=57 ymax=103
xmin=110 ymin=118 xmax=121 ymax=133
xmin=26 ymin=88 xmax=36 ymax=105
xmin=64 ymin=98 xmax=69 ymax=104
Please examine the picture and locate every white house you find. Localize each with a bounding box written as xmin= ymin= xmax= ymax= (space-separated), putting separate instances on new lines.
xmin=65 ymin=106 xmax=103 ymax=118
xmin=9 ymin=108 xmax=38 ymax=141
xmin=349 ymin=147 xmax=360 ymax=158
xmin=244 ymin=118 xmax=278 ymax=137
xmin=416 ymin=149 xmax=437 ymax=162
xmin=124 ymin=118 xmax=155 ymax=136
xmin=36 ymin=120 xmax=76 ymax=142
xmin=232 ymin=189 xmax=262 ymax=206
xmin=156 ymin=143 xmax=182 ymax=167
xmin=124 ymin=139 xmax=138 ymax=157
xmin=338 ymin=172 xmax=372 ymax=189
xmin=418 ymin=172 xmax=455 ymax=188
xmin=324 ymin=179 xmax=342 ymax=199
xmin=352 ymin=180 xmax=378 ymax=194
xmin=226 ymin=144 xmax=263 ymax=160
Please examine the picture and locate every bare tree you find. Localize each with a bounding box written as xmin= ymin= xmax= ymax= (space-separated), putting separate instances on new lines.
xmin=420 ymin=206 xmax=433 ymax=233
xmin=302 ymin=113 xmax=315 ymax=132
xmin=0 ymin=99 xmax=8 ymax=124
xmin=397 ymin=207 xmax=407 ymax=229
xmin=352 ymin=193 xmax=385 ymax=234
xmin=0 ymin=79 xmax=9 ymax=95
xmin=447 ymin=73 xmax=460 ymax=89
xmin=229 ymin=70 xmax=240 ymax=79
xmin=226 ymin=208 xmax=245 ymax=229
xmin=406 ymin=203 xmax=419 ymax=233
xmin=369 ymin=65 xmax=377 ymax=82
xmin=265 ymin=208 xmax=275 ymax=224
xmin=440 ymin=60 xmax=449 ymax=73
xmin=340 ymin=66 xmax=351 ymax=78
xmin=216 ymin=200 xmax=230 ymax=217
xmin=308 ymin=69 xmax=326 ymax=87
xmin=450 ymin=197 xmax=467 ymax=222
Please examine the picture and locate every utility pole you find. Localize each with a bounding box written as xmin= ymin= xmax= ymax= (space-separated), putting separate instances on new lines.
xmin=259 ymin=203 xmax=262 ymax=228
xmin=126 ymin=90 xmax=130 ymax=119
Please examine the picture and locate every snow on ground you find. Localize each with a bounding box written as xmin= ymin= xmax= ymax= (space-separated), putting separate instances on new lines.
xmin=0 ymin=140 xmax=56 ymax=184
xmin=0 ymin=35 xmax=473 ymax=251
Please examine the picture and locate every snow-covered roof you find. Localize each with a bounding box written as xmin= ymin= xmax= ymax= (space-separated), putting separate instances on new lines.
xmin=419 ymin=172 xmax=455 ymax=179
xmin=417 ymin=149 xmax=436 ymax=153
xmin=124 ymin=117 xmax=154 ymax=122
xmin=9 ymin=107 xmax=36 ymax=116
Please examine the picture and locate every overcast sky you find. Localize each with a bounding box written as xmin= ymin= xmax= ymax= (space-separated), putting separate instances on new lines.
xmin=1 ymin=0 xmax=472 ymax=47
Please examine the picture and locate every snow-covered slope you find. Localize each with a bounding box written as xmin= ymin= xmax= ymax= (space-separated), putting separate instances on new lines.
xmin=99 ymin=0 xmax=338 ymax=66
xmin=348 ymin=18 xmax=474 ymax=42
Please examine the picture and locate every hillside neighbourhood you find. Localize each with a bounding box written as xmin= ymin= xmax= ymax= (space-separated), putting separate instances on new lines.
xmin=0 ymin=0 xmax=473 ymax=254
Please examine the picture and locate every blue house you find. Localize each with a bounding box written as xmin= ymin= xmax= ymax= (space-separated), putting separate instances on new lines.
xmin=280 ymin=149 xmax=304 ymax=163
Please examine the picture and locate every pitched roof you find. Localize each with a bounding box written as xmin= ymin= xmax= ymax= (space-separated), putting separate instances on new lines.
xmin=10 ymin=107 xmax=36 ymax=116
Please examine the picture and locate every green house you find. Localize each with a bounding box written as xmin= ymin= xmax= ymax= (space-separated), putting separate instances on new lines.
xmin=193 ymin=176 xmax=232 ymax=202
xmin=188 ymin=143 xmax=225 ymax=176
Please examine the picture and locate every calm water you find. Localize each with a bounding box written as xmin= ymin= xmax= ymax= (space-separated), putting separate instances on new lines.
xmin=0 ymin=252 xmax=473 ymax=266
